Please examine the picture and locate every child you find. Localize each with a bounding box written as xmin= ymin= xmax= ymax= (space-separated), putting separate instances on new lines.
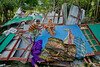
xmin=28 ymin=20 xmax=43 ymax=38
xmin=44 ymin=19 xmax=55 ymax=36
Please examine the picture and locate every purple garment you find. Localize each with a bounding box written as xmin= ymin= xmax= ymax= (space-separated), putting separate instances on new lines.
xmin=31 ymin=40 xmax=43 ymax=67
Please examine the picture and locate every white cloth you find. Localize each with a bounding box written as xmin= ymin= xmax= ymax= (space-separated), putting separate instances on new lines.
xmin=23 ymin=24 xmax=30 ymax=31
xmin=16 ymin=7 xmax=22 ymax=14
xmin=3 ymin=27 xmax=17 ymax=36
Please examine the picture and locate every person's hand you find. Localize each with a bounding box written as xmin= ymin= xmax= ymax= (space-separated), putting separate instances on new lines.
xmin=44 ymin=24 xmax=48 ymax=28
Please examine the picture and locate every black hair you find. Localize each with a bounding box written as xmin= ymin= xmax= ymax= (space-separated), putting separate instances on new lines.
xmin=22 ymin=10 xmax=26 ymax=13
xmin=36 ymin=20 xmax=40 ymax=22
xmin=49 ymin=19 xmax=52 ymax=20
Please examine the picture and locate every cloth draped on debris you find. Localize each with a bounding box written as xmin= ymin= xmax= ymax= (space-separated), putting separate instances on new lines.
xmin=3 ymin=27 xmax=17 ymax=36
xmin=31 ymin=40 xmax=43 ymax=67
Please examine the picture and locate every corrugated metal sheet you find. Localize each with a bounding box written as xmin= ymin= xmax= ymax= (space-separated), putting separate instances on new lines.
xmin=62 ymin=3 xmax=67 ymax=23
xmin=66 ymin=5 xmax=85 ymax=25
xmin=0 ymin=33 xmax=15 ymax=53
xmin=88 ymin=24 xmax=100 ymax=42
xmin=3 ymin=16 xmax=33 ymax=27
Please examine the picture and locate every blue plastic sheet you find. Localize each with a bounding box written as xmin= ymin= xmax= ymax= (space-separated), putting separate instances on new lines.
xmin=36 ymin=25 xmax=93 ymax=58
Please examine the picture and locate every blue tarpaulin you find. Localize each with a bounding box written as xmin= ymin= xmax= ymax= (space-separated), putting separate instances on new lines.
xmin=36 ymin=25 xmax=93 ymax=58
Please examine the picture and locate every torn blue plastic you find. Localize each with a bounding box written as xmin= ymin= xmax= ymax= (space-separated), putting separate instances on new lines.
xmin=36 ymin=25 xmax=93 ymax=58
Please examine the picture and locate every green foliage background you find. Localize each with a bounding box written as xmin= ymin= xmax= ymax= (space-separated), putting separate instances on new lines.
xmin=0 ymin=0 xmax=100 ymax=24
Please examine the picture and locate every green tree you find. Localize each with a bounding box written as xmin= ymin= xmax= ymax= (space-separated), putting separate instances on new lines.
xmin=37 ymin=0 xmax=64 ymax=23
xmin=0 ymin=0 xmax=99 ymax=25
xmin=17 ymin=0 xmax=38 ymax=10
xmin=0 ymin=0 xmax=38 ymax=24
xmin=0 ymin=0 xmax=17 ymax=23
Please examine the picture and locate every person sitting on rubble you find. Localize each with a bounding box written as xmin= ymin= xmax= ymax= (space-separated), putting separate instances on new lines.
xmin=44 ymin=19 xmax=55 ymax=36
xmin=28 ymin=19 xmax=43 ymax=37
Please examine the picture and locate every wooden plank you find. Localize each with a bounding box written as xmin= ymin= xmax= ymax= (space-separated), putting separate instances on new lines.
xmin=6 ymin=48 xmax=31 ymax=51
xmin=9 ymin=57 xmax=28 ymax=62
xmin=9 ymin=39 xmax=21 ymax=58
